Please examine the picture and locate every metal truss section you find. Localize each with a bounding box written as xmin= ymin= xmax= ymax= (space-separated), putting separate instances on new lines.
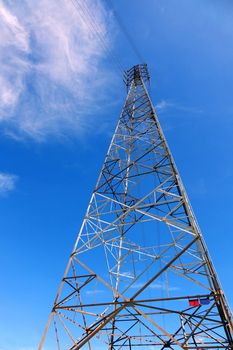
xmin=39 ymin=65 xmax=233 ymax=350
xmin=124 ymin=64 xmax=150 ymax=90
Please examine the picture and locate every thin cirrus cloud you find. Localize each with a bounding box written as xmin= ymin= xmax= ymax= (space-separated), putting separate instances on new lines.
xmin=155 ymin=100 xmax=203 ymax=115
xmin=131 ymin=282 xmax=180 ymax=292
xmin=0 ymin=0 xmax=115 ymax=140
xmin=0 ymin=172 xmax=17 ymax=194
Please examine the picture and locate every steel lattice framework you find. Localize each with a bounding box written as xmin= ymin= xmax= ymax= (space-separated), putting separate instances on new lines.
xmin=39 ymin=64 xmax=233 ymax=350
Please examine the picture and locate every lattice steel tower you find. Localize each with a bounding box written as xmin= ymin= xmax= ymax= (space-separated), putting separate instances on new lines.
xmin=39 ymin=64 xmax=233 ymax=350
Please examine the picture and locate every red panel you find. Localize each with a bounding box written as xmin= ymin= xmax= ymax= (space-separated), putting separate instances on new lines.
xmin=189 ymin=299 xmax=200 ymax=307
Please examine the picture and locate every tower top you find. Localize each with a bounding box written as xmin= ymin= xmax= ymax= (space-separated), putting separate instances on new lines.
xmin=124 ymin=63 xmax=150 ymax=89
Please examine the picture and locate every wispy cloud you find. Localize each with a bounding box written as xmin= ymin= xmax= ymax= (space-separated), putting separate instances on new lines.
xmin=17 ymin=348 xmax=37 ymax=350
xmin=155 ymin=100 xmax=171 ymax=112
xmin=0 ymin=2 xmax=29 ymax=113
xmin=85 ymin=289 xmax=105 ymax=295
xmin=131 ymin=281 xmax=179 ymax=292
xmin=155 ymin=99 xmax=203 ymax=115
xmin=149 ymin=282 xmax=179 ymax=292
xmin=15 ymin=348 xmax=40 ymax=350
xmin=0 ymin=0 xmax=115 ymax=140
xmin=0 ymin=172 xmax=17 ymax=194
xmin=188 ymin=178 xmax=207 ymax=198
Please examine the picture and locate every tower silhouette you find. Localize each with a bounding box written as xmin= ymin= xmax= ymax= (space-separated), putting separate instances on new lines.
xmin=39 ymin=64 xmax=233 ymax=350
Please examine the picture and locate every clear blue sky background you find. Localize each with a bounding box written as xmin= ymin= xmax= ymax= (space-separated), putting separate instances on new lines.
xmin=0 ymin=0 xmax=233 ymax=349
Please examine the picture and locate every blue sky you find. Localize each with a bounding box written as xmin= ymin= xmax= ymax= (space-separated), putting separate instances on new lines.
xmin=0 ymin=0 xmax=233 ymax=349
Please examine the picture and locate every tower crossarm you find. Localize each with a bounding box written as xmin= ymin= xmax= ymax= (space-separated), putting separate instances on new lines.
xmin=124 ymin=64 xmax=150 ymax=90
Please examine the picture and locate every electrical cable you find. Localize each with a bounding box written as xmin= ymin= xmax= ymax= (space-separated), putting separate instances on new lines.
xmin=81 ymin=0 xmax=125 ymax=71
xmin=72 ymin=0 xmax=124 ymax=75
xmin=70 ymin=0 xmax=125 ymax=77
xmin=104 ymin=0 xmax=145 ymax=65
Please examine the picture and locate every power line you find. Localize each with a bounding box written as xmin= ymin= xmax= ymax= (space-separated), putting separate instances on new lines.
xmin=70 ymin=0 xmax=125 ymax=77
xmin=81 ymin=0 xmax=125 ymax=71
xmin=104 ymin=0 xmax=145 ymax=64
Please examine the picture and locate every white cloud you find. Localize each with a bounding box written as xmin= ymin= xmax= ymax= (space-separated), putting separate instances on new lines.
xmin=0 ymin=1 xmax=30 ymax=115
xmin=131 ymin=281 xmax=179 ymax=292
xmin=155 ymin=100 xmax=171 ymax=111
xmin=0 ymin=172 xmax=17 ymax=194
xmin=189 ymin=178 xmax=207 ymax=197
xmin=0 ymin=3 xmax=29 ymax=51
xmin=149 ymin=282 xmax=179 ymax=291
xmin=155 ymin=99 xmax=203 ymax=114
xmin=85 ymin=289 xmax=104 ymax=295
xmin=0 ymin=0 xmax=115 ymax=140
xmin=16 ymin=348 xmax=36 ymax=350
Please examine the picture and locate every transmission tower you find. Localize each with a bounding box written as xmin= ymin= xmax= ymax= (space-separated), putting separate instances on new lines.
xmin=39 ymin=64 xmax=233 ymax=350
